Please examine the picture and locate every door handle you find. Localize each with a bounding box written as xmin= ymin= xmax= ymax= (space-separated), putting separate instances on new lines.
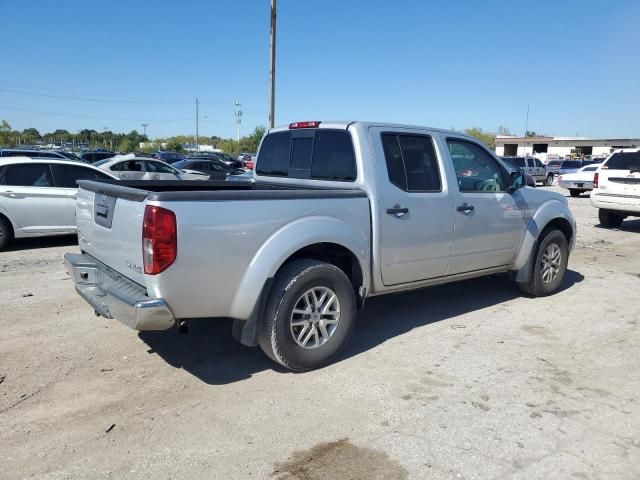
xmin=2 ymin=190 xmax=18 ymax=198
xmin=456 ymin=203 xmax=475 ymax=213
xmin=386 ymin=206 xmax=409 ymax=217
xmin=152 ymin=175 xmax=160 ymax=179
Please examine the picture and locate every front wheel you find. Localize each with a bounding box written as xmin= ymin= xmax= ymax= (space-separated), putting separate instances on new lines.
xmin=518 ymin=229 xmax=569 ymax=297
xmin=259 ymin=259 xmax=356 ymax=372
xmin=598 ymin=209 xmax=624 ymax=228
xmin=544 ymin=174 xmax=554 ymax=186
xmin=0 ymin=217 xmax=11 ymax=250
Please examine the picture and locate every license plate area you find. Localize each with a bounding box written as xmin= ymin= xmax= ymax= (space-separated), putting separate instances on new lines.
xmin=94 ymin=193 xmax=117 ymax=228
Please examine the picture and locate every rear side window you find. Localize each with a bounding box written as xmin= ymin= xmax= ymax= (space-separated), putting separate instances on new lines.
xmin=381 ymin=134 xmax=441 ymax=192
xmin=605 ymin=152 xmax=640 ymax=171
xmin=53 ymin=164 xmax=111 ymax=187
xmin=513 ymin=157 xmax=526 ymax=167
xmin=256 ymin=130 xmax=356 ymax=181
xmin=1 ymin=164 xmax=53 ymax=187
xmin=256 ymin=132 xmax=291 ymax=176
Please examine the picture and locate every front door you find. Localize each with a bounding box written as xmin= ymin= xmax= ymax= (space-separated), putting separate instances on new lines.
xmin=144 ymin=160 xmax=182 ymax=180
xmin=445 ymin=138 xmax=525 ymax=275
xmin=0 ymin=163 xmax=73 ymax=234
xmin=373 ymin=128 xmax=455 ymax=286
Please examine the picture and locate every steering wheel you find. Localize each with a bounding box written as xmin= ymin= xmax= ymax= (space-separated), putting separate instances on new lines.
xmin=474 ymin=178 xmax=497 ymax=192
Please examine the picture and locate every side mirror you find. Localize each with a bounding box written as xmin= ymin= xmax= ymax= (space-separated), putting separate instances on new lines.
xmin=508 ymin=171 xmax=526 ymax=192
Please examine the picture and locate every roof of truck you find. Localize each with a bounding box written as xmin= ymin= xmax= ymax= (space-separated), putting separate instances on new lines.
xmin=268 ymin=121 xmax=479 ymax=140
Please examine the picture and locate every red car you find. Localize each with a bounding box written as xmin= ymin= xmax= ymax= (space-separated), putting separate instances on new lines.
xmin=241 ymin=154 xmax=256 ymax=170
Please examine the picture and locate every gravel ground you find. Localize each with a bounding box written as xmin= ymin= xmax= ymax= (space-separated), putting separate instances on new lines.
xmin=1 ymin=186 xmax=639 ymax=480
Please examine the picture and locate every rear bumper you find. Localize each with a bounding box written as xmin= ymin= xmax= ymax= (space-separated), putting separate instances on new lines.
xmin=591 ymin=192 xmax=640 ymax=213
xmin=559 ymin=181 xmax=593 ymax=190
xmin=64 ymin=253 xmax=175 ymax=331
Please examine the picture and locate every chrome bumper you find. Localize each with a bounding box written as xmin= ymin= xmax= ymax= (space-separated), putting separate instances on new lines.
xmin=64 ymin=253 xmax=175 ymax=331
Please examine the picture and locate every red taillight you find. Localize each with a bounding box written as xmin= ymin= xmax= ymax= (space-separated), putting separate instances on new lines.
xmin=593 ymin=172 xmax=599 ymax=188
xmin=143 ymin=205 xmax=177 ymax=275
xmin=289 ymin=121 xmax=321 ymax=129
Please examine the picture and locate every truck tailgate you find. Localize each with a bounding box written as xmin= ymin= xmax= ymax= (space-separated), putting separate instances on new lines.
xmin=76 ymin=182 xmax=147 ymax=287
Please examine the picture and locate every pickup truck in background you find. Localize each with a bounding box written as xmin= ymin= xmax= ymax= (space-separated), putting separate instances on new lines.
xmin=65 ymin=121 xmax=576 ymax=371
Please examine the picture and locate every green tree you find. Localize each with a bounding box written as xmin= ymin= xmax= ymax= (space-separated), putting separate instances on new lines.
xmin=165 ymin=140 xmax=183 ymax=152
xmin=0 ymin=120 xmax=11 ymax=133
xmin=463 ymin=127 xmax=496 ymax=149
xmin=497 ymin=126 xmax=512 ymax=136
xmin=525 ymin=130 xmax=537 ymax=137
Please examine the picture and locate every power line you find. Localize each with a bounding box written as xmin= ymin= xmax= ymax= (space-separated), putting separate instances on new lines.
xmin=0 ymin=87 xmax=191 ymax=105
xmin=0 ymin=104 xmax=193 ymax=122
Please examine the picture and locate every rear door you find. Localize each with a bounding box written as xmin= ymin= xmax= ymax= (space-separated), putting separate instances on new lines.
xmin=0 ymin=162 xmax=73 ymax=233
xmin=532 ymin=157 xmax=546 ymax=181
xmin=599 ymin=151 xmax=640 ymax=198
xmin=445 ymin=138 xmax=524 ymax=275
xmin=372 ymin=128 xmax=455 ymax=285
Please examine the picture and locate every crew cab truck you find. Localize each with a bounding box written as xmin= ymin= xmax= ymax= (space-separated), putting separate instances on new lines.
xmin=64 ymin=121 xmax=576 ymax=371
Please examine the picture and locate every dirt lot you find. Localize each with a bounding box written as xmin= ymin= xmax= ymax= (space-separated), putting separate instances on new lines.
xmin=1 ymin=186 xmax=639 ymax=480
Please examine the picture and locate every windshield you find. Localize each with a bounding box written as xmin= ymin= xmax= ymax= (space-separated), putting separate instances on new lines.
xmin=581 ymin=165 xmax=600 ymax=172
xmin=548 ymin=161 xmax=561 ymax=166
xmin=604 ymin=151 xmax=640 ymax=171
xmin=92 ymin=159 xmax=110 ymax=167
xmin=561 ymin=161 xmax=581 ymax=168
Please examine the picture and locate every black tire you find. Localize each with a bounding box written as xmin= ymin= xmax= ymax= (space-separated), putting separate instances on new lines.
xmin=258 ymin=259 xmax=357 ymax=372
xmin=0 ymin=217 xmax=11 ymax=250
xmin=544 ymin=174 xmax=554 ymax=186
xmin=518 ymin=229 xmax=569 ymax=297
xmin=598 ymin=209 xmax=624 ymax=228
xmin=569 ymin=189 xmax=581 ymax=197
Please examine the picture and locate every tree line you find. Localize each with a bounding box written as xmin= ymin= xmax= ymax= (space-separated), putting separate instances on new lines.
xmin=0 ymin=120 xmax=266 ymax=155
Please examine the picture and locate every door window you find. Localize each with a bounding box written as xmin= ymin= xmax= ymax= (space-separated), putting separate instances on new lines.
xmin=1 ymin=163 xmax=53 ymax=187
xmin=52 ymin=164 xmax=111 ymax=188
xmin=145 ymin=161 xmax=178 ymax=174
xmin=534 ymin=158 xmax=545 ymax=168
xmin=447 ymin=139 xmax=507 ymax=192
xmin=381 ymin=134 xmax=441 ymax=192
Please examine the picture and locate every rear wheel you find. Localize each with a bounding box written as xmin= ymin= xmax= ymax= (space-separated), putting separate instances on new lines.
xmin=519 ymin=229 xmax=569 ymax=297
xmin=0 ymin=217 xmax=11 ymax=250
xmin=259 ymin=259 xmax=356 ymax=372
xmin=569 ymin=189 xmax=581 ymax=197
xmin=544 ymin=174 xmax=554 ymax=186
xmin=598 ymin=209 xmax=624 ymax=228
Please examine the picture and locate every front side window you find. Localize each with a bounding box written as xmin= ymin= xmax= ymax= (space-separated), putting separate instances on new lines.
xmin=534 ymin=158 xmax=544 ymax=168
xmin=145 ymin=161 xmax=178 ymax=174
xmin=381 ymin=134 xmax=441 ymax=192
xmin=447 ymin=139 xmax=506 ymax=192
xmin=2 ymin=163 xmax=53 ymax=187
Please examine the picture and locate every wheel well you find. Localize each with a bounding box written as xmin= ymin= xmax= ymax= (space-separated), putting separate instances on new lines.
xmin=0 ymin=212 xmax=14 ymax=240
xmin=279 ymin=242 xmax=364 ymax=297
xmin=542 ymin=217 xmax=573 ymax=244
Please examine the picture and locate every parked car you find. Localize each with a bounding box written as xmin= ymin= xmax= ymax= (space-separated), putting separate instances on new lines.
xmin=501 ymin=156 xmax=552 ymax=185
xmin=172 ymin=158 xmax=245 ymax=180
xmin=80 ymin=151 xmax=116 ymax=164
xmin=0 ymin=158 xmax=117 ymax=249
xmin=546 ymin=160 xmax=583 ymax=183
xmin=500 ymin=157 xmax=537 ymax=187
xmin=95 ymin=156 xmax=208 ymax=181
xmin=0 ymin=148 xmax=79 ymax=161
xmin=193 ymin=152 xmax=245 ymax=170
xmin=558 ymin=164 xmax=602 ymax=197
xmin=591 ymin=148 xmax=640 ymax=227
xmin=242 ymin=154 xmax=257 ymax=170
xmin=155 ymin=151 xmax=185 ymax=164
xmin=64 ymin=120 xmax=576 ymax=371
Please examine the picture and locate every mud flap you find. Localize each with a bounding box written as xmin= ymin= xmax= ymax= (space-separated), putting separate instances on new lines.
xmin=232 ymin=277 xmax=274 ymax=347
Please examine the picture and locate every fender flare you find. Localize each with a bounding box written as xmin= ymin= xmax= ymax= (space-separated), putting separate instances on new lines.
xmin=512 ymin=199 xmax=576 ymax=282
xmin=229 ymin=215 xmax=369 ymax=323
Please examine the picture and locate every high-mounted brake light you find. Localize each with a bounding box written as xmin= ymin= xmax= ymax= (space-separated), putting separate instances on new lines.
xmin=289 ymin=121 xmax=321 ymax=129
xmin=593 ymin=172 xmax=599 ymax=189
xmin=143 ymin=205 xmax=177 ymax=275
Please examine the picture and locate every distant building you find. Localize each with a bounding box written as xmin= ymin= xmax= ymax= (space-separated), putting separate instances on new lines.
xmin=495 ymin=135 xmax=639 ymax=163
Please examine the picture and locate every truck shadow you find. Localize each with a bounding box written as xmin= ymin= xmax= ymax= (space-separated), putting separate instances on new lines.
xmin=139 ymin=270 xmax=583 ymax=385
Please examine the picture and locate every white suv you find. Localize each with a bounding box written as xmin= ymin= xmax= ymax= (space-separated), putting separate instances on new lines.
xmin=591 ymin=148 xmax=640 ymax=228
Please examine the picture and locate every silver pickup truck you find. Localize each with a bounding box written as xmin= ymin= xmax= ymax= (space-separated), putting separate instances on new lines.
xmin=65 ymin=121 xmax=576 ymax=371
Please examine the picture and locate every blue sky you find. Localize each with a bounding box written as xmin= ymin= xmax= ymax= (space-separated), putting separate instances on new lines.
xmin=1 ymin=0 xmax=639 ymax=139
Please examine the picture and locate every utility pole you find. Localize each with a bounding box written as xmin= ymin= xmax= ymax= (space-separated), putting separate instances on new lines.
xmin=523 ymin=104 xmax=530 ymax=156
xmin=141 ymin=123 xmax=148 ymax=138
xmin=195 ymin=98 xmax=199 ymax=151
xmin=235 ymin=100 xmax=242 ymax=143
xmin=268 ymin=0 xmax=277 ymax=128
